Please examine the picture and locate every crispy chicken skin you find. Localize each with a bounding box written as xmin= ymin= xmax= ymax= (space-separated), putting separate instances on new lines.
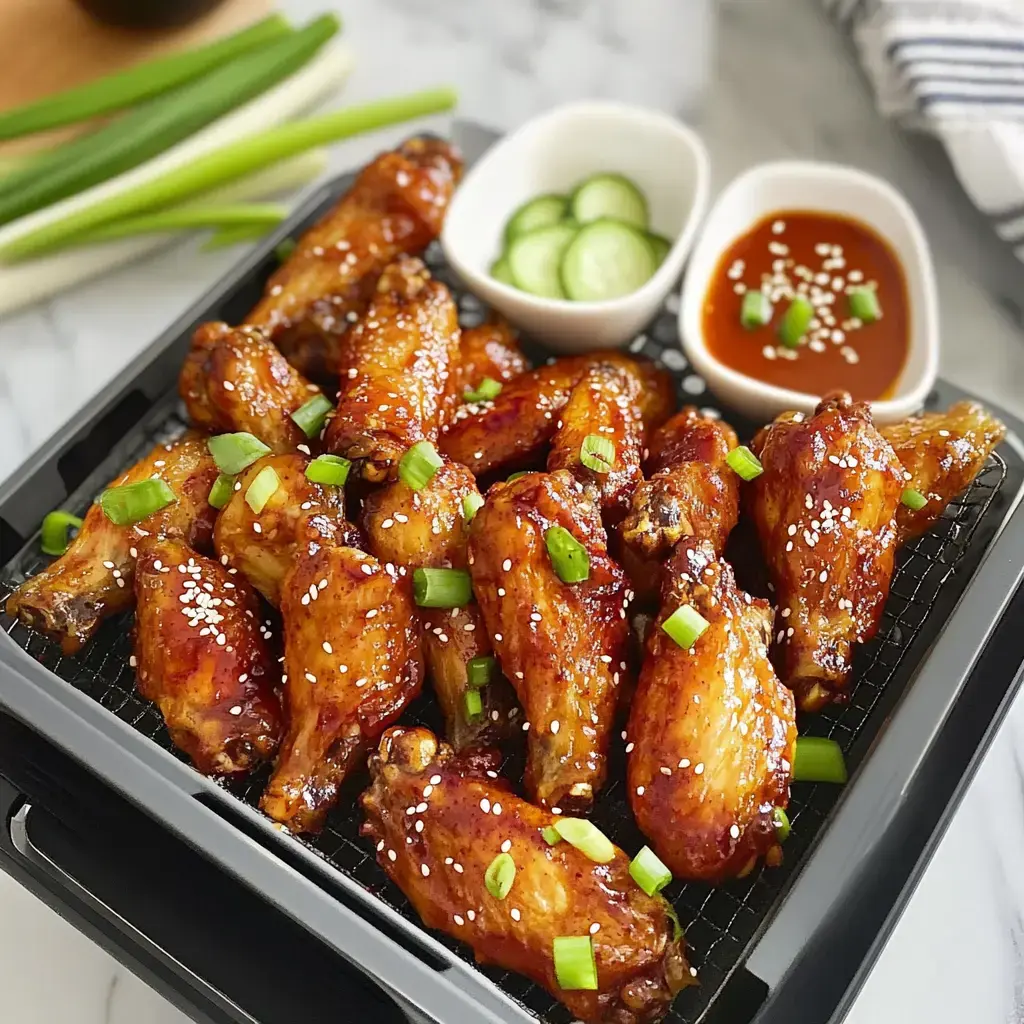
xmin=881 ymin=401 xmax=1006 ymax=544
xmin=750 ymin=392 xmax=904 ymax=711
xmin=261 ymin=546 xmax=422 ymax=833
xmin=361 ymin=726 xmax=693 ymax=1024
xmin=5 ymin=434 xmax=218 ymax=654
xmin=245 ymin=138 xmax=463 ymax=382
xmin=179 ymin=322 xmax=323 ymax=453
xmin=213 ymin=454 xmax=358 ymax=606
xmin=469 ymin=471 xmax=631 ymax=812
xmin=133 ymin=538 xmax=282 ymax=776
xmin=627 ymin=543 xmax=796 ymax=883
xmin=323 ymin=256 xmax=461 ymax=481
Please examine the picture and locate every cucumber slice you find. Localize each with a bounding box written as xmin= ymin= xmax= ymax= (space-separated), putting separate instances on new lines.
xmin=491 ymin=255 xmax=516 ymax=286
xmin=504 ymin=194 xmax=570 ymax=245
xmin=507 ymin=222 xmax=578 ymax=299
xmin=570 ymin=173 xmax=648 ymax=230
xmin=560 ymin=219 xmax=657 ymax=302
xmin=645 ymin=232 xmax=671 ymax=265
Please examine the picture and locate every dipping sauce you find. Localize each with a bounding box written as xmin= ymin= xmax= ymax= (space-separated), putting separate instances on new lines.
xmin=703 ymin=211 xmax=909 ymax=401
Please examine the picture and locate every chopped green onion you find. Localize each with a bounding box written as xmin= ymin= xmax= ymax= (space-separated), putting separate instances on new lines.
xmin=399 ymin=441 xmax=443 ymax=491
xmin=542 ymin=826 xmax=563 ymax=846
xmin=462 ymin=492 xmax=484 ymax=523
xmin=580 ymin=434 xmax=614 ymax=474
xmin=901 ymin=488 xmax=928 ymax=511
xmin=726 ymin=445 xmax=764 ymax=482
xmin=507 ymin=471 xmax=532 ymax=483
xmin=464 ymin=688 xmax=484 ymax=720
xmin=208 ymin=474 xmax=236 ymax=510
xmin=553 ymin=818 xmax=615 ymax=864
xmin=245 ymin=466 xmax=280 ymax=514
xmin=290 ymin=393 xmax=334 ymax=438
xmin=661 ymin=604 xmax=710 ymax=650
xmin=740 ymin=290 xmax=773 ymax=329
xmin=773 ymin=807 xmax=791 ymax=842
xmin=792 ymin=737 xmax=848 ymax=784
xmin=629 ymin=846 xmax=672 ymax=896
xmin=40 ymin=511 xmax=83 ymax=556
xmin=848 ymin=287 xmax=881 ymax=323
xmin=464 ymin=377 xmax=503 ymax=403
xmin=208 ymin=433 xmax=271 ymax=475
xmin=305 ymin=454 xmax=351 ymax=487
xmin=467 ymin=655 xmax=496 ymax=687
xmin=544 ymin=526 xmax=590 ymax=584
xmin=484 ymin=852 xmax=516 ymax=900
xmin=100 ymin=479 xmax=176 ymax=526
xmin=662 ymin=900 xmax=683 ymax=941
xmin=778 ymin=297 xmax=814 ymax=348
xmin=553 ymin=936 xmax=598 ymax=991
xmin=275 ymin=238 xmax=297 ymax=263
xmin=413 ymin=568 xmax=473 ymax=609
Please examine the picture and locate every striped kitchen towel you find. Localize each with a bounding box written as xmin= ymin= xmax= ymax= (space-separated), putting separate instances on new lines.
xmin=825 ymin=0 xmax=1024 ymax=258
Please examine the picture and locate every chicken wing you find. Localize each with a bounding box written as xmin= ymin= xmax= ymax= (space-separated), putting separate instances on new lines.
xmin=749 ymin=391 xmax=904 ymax=711
xmin=261 ymin=546 xmax=422 ymax=833
xmin=179 ymin=322 xmax=324 ymax=453
xmin=456 ymin=316 xmax=529 ymax=391
xmin=881 ymin=401 xmax=1006 ymax=545
xmin=245 ymin=138 xmax=462 ymax=382
xmin=361 ymin=726 xmax=693 ymax=1024
xmin=5 ymin=434 xmax=218 ymax=653
xmin=469 ymin=471 xmax=631 ymax=812
xmin=627 ymin=542 xmax=795 ymax=883
xmin=323 ymin=256 xmax=461 ymax=482
xmin=133 ymin=538 xmax=282 ymax=775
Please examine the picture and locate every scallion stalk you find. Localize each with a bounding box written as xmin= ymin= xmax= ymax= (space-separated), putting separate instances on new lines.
xmin=792 ymin=737 xmax=848 ymax=784
xmin=202 ymin=223 xmax=275 ymax=250
xmin=553 ymin=937 xmax=598 ymax=991
xmin=40 ymin=510 xmax=83 ymax=556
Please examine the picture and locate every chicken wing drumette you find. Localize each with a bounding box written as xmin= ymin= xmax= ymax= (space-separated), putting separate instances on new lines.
xmin=362 ymin=726 xmax=693 ymax=1024
xmin=455 ymin=316 xmax=529 ymax=393
xmin=5 ymin=434 xmax=218 ymax=653
xmin=133 ymin=538 xmax=283 ymax=776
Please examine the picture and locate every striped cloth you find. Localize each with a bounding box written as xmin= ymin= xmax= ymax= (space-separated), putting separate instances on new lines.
xmin=826 ymin=0 xmax=1024 ymax=258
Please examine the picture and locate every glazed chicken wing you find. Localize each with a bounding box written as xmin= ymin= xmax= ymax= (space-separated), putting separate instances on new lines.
xmin=245 ymin=138 xmax=462 ymax=382
xmin=750 ymin=392 xmax=904 ymax=711
xmin=261 ymin=546 xmax=422 ymax=833
xmin=881 ymin=400 xmax=1006 ymax=545
xmin=179 ymin=322 xmax=323 ymax=453
xmin=455 ymin=316 xmax=529 ymax=392
xmin=362 ymin=726 xmax=693 ymax=1024
xmin=627 ymin=542 xmax=795 ymax=884
xmin=469 ymin=471 xmax=631 ymax=812
xmin=5 ymin=434 xmax=218 ymax=653
xmin=323 ymin=256 xmax=461 ymax=481
xmin=133 ymin=538 xmax=282 ymax=775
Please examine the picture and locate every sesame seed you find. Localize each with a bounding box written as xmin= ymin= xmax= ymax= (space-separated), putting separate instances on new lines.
xmin=467 ymin=910 xmax=476 ymax=921
xmin=678 ymin=758 xmax=690 ymax=768
xmin=660 ymin=766 xmax=672 ymax=776
xmin=453 ymin=863 xmax=464 ymax=873
xmin=421 ymin=864 xmax=430 ymax=877
xmin=305 ymin=672 xmax=317 ymax=683
xmin=422 ymin=785 xmax=433 ymax=798
xmin=415 ymin=820 xmax=424 ymax=833
xmin=694 ymin=763 xmax=705 ymax=775
xmin=445 ymin=857 xmax=453 ymax=865
xmin=322 ymin=641 xmax=333 ymax=654
xmin=625 ymin=742 xmax=635 ymax=753
xmin=416 ymin=802 xmax=428 ymax=813
xmin=522 ymin=722 xmax=531 ymax=732
xmin=493 ymin=802 xmax=502 ymax=816
xmin=551 ymin=807 xmax=562 ymax=815
xmin=453 ymin=914 xmax=464 ymax=926
xmin=253 ymin=522 xmax=262 ymax=534
xmin=502 ymin=559 xmax=512 ymax=571
xmin=387 ymin=850 xmax=397 ymax=862
xmin=636 ymin=786 xmax=645 ymax=796
xmin=730 ymin=824 xmax=740 ymax=839
xmin=590 ymin=922 xmax=601 ymax=935
xmin=480 ymin=799 xmax=491 ymax=813
xmin=501 ymin=839 xmax=512 ymax=853
xmin=430 ymin=775 xmax=442 ymax=786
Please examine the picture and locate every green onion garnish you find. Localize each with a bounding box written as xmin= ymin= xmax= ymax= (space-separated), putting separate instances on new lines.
xmin=773 ymin=807 xmax=791 ymax=842
xmin=542 ymin=826 xmax=563 ymax=846
xmin=553 ymin=936 xmax=598 ymax=991
xmin=848 ymin=286 xmax=881 ymax=323
xmin=305 ymin=454 xmax=352 ymax=487
xmin=507 ymin=471 xmax=532 ymax=483
xmin=580 ymin=434 xmax=614 ymax=474
xmin=40 ymin=511 xmax=83 ymax=556
xmin=661 ymin=604 xmax=710 ymax=650
xmin=290 ymin=393 xmax=333 ymax=438
xmin=413 ymin=568 xmax=473 ymax=609
xmin=544 ymin=526 xmax=590 ymax=584
xmin=464 ymin=688 xmax=484 ymax=720
xmin=663 ymin=900 xmax=683 ymax=941
xmin=462 ymin=492 xmax=484 ymax=523
xmin=207 ymin=432 xmax=271 ymax=475
xmin=399 ymin=441 xmax=443 ymax=491
xmin=484 ymin=852 xmax=516 ymax=900
xmin=275 ymin=238 xmax=297 ymax=264
xmin=245 ymin=466 xmax=280 ymax=514
xmin=726 ymin=445 xmax=764 ymax=482
xmin=629 ymin=846 xmax=672 ymax=896
xmin=464 ymin=377 xmax=503 ymax=404
xmin=100 ymin=479 xmax=176 ymax=526
xmin=901 ymin=488 xmax=928 ymax=511
xmin=552 ymin=818 xmax=615 ymax=864
xmin=740 ymin=290 xmax=773 ymax=329
xmin=467 ymin=655 xmax=496 ymax=687
xmin=778 ymin=297 xmax=814 ymax=348
xmin=792 ymin=737 xmax=848 ymax=784
xmin=208 ymin=473 xmax=236 ymax=510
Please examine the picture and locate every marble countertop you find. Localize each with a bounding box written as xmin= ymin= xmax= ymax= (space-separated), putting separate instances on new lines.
xmin=2 ymin=0 xmax=1024 ymax=1021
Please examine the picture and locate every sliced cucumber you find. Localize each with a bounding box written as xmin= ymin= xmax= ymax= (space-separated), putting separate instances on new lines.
xmin=507 ymin=222 xmax=578 ymax=299
xmin=504 ymin=193 xmax=570 ymax=245
xmin=560 ymin=219 xmax=657 ymax=302
xmin=491 ymin=255 xmax=516 ymax=286
xmin=645 ymin=232 xmax=671 ymax=266
xmin=570 ymin=173 xmax=648 ymax=230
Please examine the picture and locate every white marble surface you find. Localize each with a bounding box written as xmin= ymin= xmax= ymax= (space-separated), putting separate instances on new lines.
xmin=1 ymin=0 xmax=1024 ymax=1022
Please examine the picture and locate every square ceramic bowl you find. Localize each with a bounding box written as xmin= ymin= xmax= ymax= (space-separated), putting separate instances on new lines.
xmin=679 ymin=160 xmax=939 ymax=425
xmin=441 ymin=101 xmax=710 ymax=352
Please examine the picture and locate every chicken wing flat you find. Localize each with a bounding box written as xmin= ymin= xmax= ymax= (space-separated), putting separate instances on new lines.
xmin=179 ymin=322 xmax=323 ymax=453
xmin=361 ymin=726 xmax=693 ymax=1024
xmin=456 ymin=316 xmax=529 ymax=391
xmin=323 ymin=256 xmax=461 ymax=482
xmin=627 ymin=542 xmax=795 ymax=884
xmin=881 ymin=401 xmax=1006 ymax=545
xmin=245 ymin=138 xmax=462 ymax=382
xmin=133 ymin=538 xmax=282 ymax=776
xmin=469 ymin=471 xmax=631 ymax=812
xmin=261 ymin=546 xmax=422 ymax=833
xmin=5 ymin=434 xmax=218 ymax=653
xmin=750 ymin=391 xmax=904 ymax=711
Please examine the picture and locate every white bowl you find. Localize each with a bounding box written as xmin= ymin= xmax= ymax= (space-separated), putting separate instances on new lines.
xmin=679 ymin=161 xmax=939 ymax=425
xmin=441 ymin=101 xmax=710 ymax=352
